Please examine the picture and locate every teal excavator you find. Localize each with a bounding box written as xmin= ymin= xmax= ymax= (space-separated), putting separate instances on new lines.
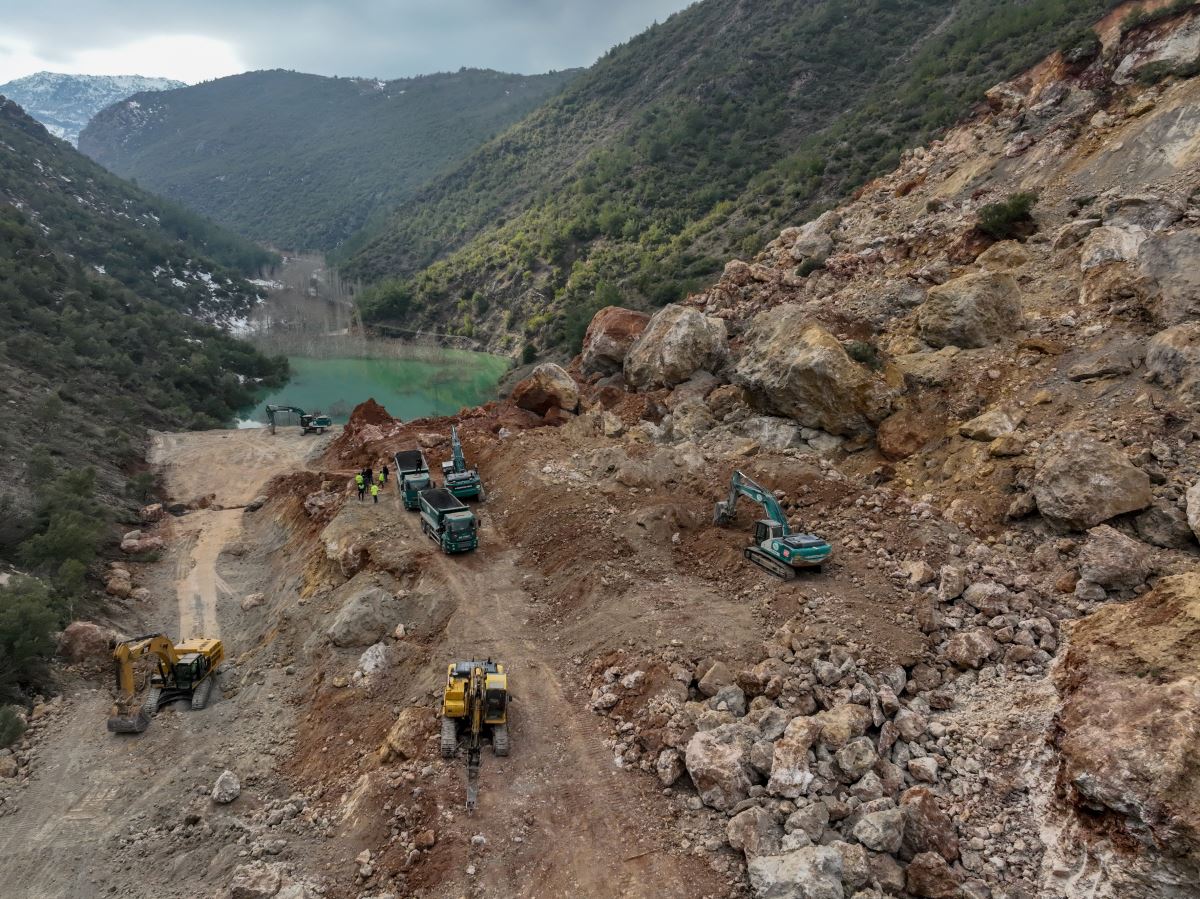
xmin=265 ymin=404 xmax=332 ymax=435
xmin=441 ymin=426 xmax=484 ymax=500
xmin=715 ymin=470 xmax=831 ymax=579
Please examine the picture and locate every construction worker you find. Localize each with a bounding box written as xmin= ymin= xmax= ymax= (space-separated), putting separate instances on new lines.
xmin=355 ymin=472 xmax=365 ymax=501
xmin=381 ymin=464 xmax=389 ymax=484
xmin=377 ymin=469 xmax=386 ymax=490
xmin=370 ymin=482 xmax=380 ymax=504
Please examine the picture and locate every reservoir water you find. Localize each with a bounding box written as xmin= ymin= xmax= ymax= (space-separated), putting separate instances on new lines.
xmin=238 ymin=350 xmax=510 ymax=426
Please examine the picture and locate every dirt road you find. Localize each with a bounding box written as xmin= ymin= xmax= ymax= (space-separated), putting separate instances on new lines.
xmin=0 ymin=428 xmax=334 ymax=899
xmin=394 ymin=492 xmax=731 ymax=899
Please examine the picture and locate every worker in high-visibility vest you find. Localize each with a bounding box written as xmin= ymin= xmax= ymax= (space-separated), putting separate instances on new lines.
xmin=377 ymin=470 xmax=386 ymax=488
xmin=370 ymin=482 xmax=380 ymax=504
xmin=355 ymin=473 xmax=365 ymax=501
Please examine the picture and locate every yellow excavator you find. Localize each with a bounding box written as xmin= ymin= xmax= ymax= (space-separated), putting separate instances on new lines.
xmin=440 ymin=659 xmax=509 ymax=811
xmin=107 ymin=633 xmax=224 ymax=734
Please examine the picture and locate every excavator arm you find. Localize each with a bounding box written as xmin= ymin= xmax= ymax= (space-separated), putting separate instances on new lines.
xmin=112 ymin=634 xmax=180 ymax=698
xmin=450 ymin=425 xmax=467 ymax=474
xmin=714 ymin=470 xmax=790 ymax=531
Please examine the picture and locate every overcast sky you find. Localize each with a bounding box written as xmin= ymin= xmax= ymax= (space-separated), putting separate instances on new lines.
xmin=0 ymin=0 xmax=696 ymax=84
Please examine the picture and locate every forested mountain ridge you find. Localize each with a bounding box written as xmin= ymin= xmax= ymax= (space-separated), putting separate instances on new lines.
xmin=0 ymin=98 xmax=287 ymax=555
xmin=342 ymin=0 xmax=1122 ymax=357
xmin=0 ymin=97 xmax=276 ymax=327
xmin=78 ymin=68 xmax=579 ymax=251
xmin=0 ymin=71 xmax=184 ymax=145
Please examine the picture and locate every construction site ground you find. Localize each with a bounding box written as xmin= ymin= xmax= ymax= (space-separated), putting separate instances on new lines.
xmin=0 ymin=412 xmax=926 ymax=898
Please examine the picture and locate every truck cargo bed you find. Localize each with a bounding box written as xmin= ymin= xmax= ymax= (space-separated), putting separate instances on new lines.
xmin=394 ymin=449 xmax=427 ymax=473
xmin=422 ymin=488 xmax=467 ymax=513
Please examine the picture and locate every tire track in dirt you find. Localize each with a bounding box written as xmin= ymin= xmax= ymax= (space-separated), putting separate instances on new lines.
xmin=399 ymin=495 xmax=720 ymax=899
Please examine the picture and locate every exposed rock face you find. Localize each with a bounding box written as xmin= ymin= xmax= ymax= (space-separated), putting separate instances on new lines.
xmin=1031 ymin=431 xmax=1153 ymax=530
xmin=56 ymin=621 xmax=117 ymax=663
xmin=625 ymin=304 xmax=728 ymax=390
xmin=685 ymin=723 xmax=755 ymax=811
xmin=327 ymin=586 xmax=395 ymax=647
xmin=211 ymin=769 xmax=241 ymax=804
xmin=1136 ymin=502 xmax=1196 ymax=550
xmin=876 ymin=408 xmax=937 ymax=460
xmin=510 ymin=363 xmax=580 ymax=415
xmin=1189 ymin=482 xmax=1200 ymax=544
xmin=1146 ymin=322 xmax=1200 ymax=403
xmin=581 ymin=306 xmax=650 ymax=375
xmin=1080 ymin=225 xmax=1147 ymax=271
xmin=732 ymin=307 xmax=895 ymax=437
xmin=747 ymin=845 xmax=844 ymax=899
xmin=1053 ymin=573 xmax=1200 ymax=895
xmin=1138 ymin=229 xmax=1200 ymax=325
xmin=916 ymin=272 xmax=1021 ymax=348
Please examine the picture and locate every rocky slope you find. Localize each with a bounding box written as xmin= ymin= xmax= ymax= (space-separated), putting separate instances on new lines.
xmin=0 ymin=71 xmax=183 ymax=145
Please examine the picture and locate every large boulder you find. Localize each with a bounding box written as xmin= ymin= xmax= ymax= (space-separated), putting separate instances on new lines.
xmin=1079 ymin=225 xmax=1148 ymax=271
xmin=768 ymin=715 xmax=823 ymax=798
xmin=876 ymin=408 xmax=938 ymax=460
xmin=581 ymin=306 xmax=650 ymax=375
xmin=851 ymin=808 xmax=904 ymax=853
xmin=747 ymin=845 xmax=845 ymax=899
xmin=228 ymin=862 xmax=283 ymax=899
xmin=56 ymin=621 xmax=117 ymax=664
xmin=732 ymin=307 xmax=895 ymax=437
xmin=899 ymin=786 xmax=959 ymax=862
xmin=1031 ymin=431 xmax=1153 ymax=530
xmin=1146 ymin=322 xmax=1200 ymax=404
xmin=378 ymin=706 xmax=432 ymax=762
xmin=1053 ymin=573 xmax=1200 ymax=892
xmin=684 ymin=723 xmax=755 ymax=811
xmin=727 ymin=805 xmax=784 ymax=857
xmin=1078 ymin=524 xmax=1155 ymax=590
xmin=1138 ymin=229 xmax=1200 ymax=325
xmin=624 ymin=304 xmax=728 ymax=390
xmin=327 ymin=586 xmax=395 ymax=647
xmin=917 ymin=272 xmax=1021 ymax=349
xmin=510 ymin=363 xmax=580 ymax=416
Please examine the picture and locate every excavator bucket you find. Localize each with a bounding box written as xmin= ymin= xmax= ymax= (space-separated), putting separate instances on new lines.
xmin=107 ymin=708 xmax=151 ymax=734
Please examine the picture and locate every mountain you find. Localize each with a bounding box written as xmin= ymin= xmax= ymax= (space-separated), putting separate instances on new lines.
xmin=0 ymin=97 xmax=287 ymax=555
xmin=340 ymin=0 xmax=1119 ymax=357
xmin=0 ymin=72 xmax=184 ymax=145
xmin=78 ymin=67 xmax=579 ymax=251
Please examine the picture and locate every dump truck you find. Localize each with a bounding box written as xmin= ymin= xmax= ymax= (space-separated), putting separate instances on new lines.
xmin=715 ymin=470 xmax=831 ymax=579
xmin=107 ymin=633 xmax=224 ymax=733
xmin=394 ymin=449 xmax=433 ymax=510
xmin=419 ymin=487 xmax=478 ymax=553
xmin=440 ymin=659 xmax=509 ymax=811
xmin=441 ymin=425 xmax=484 ymax=500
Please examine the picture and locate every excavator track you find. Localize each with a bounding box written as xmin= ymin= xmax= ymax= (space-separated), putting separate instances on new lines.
xmin=190 ymin=677 xmax=213 ymax=711
xmin=140 ymin=687 xmax=162 ymax=718
xmin=492 ymin=724 xmax=509 ymax=757
xmin=440 ymin=717 xmax=458 ymax=758
xmin=745 ymin=546 xmax=796 ymax=581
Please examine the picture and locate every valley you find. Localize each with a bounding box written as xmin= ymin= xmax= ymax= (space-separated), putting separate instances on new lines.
xmin=1 ymin=3 xmax=1200 ymax=899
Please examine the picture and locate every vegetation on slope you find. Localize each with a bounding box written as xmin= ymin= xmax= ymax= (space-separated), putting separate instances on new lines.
xmin=0 ymin=105 xmax=289 ymax=714
xmin=79 ymin=68 xmax=578 ymax=252
xmin=345 ymin=0 xmax=1120 ymax=355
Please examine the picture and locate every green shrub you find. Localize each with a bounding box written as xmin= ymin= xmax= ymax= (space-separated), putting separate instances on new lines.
xmin=797 ymin=256 xmax=827 ymax=277
xmin=0 ymin=705 xmax=25 ymax=748
xmin=1060 ymin=28 xmax=1101 ymax=64
xmin=0 ymin=577 xmax=60 ymax=702
xmin=844 ymin=340 xmax=883 ymax=370
xmin=977 ymin=192 xmax=1038 ymax=240
xmin=521 ymin=343 xmax=538 ymax=364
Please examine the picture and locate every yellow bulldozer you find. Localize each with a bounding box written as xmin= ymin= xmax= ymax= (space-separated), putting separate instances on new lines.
xmin=440 ymin=659 xmax=509 ymax=811
xmin=107 ymin=633 xmax=224 ymax=734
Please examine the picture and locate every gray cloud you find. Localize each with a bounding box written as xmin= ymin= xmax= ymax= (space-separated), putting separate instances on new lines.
xmin=0 ymin=0 xmax=697 ymax=80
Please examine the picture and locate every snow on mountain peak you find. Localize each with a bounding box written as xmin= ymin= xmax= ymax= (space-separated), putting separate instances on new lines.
xmin=0 ymin=71 xmax=184 ymax=145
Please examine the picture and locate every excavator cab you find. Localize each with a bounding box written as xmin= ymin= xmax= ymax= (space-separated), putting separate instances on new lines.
xmin=755 ymin=520 xmax=787 ymax=543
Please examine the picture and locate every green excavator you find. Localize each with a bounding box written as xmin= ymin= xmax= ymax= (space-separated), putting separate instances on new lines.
xmin=715 ymin=470 xmax=831 ymax=579
xmin=441 ymin=425 xmax=484 ymax=500
xmin=265 ymin=404 xmax=332 ymax=435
